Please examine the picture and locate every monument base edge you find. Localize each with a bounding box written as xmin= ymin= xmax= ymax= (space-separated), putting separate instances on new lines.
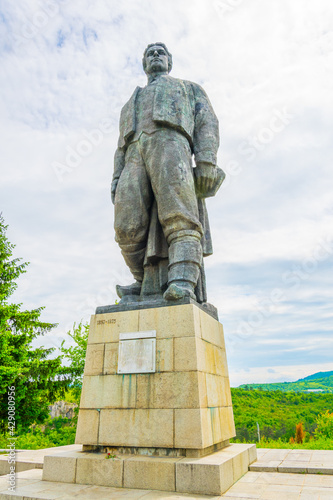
xmin=42 ymin=443 xmax=257 ymax=495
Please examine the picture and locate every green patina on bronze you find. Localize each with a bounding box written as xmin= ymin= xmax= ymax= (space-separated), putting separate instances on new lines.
xmin=111 ymin=42 xmax=225 ymax=304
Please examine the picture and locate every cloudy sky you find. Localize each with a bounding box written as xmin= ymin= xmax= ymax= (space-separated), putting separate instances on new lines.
xmin=1 ymin=0 xmax=332 ymax=386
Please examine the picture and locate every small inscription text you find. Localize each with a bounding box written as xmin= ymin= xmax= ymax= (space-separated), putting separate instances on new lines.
xmin=97 ymin=319 xmax=116 ymax=325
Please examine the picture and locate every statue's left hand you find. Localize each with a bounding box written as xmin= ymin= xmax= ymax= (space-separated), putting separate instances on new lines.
xmin=194 ymin=162 xmax=217 ymax=198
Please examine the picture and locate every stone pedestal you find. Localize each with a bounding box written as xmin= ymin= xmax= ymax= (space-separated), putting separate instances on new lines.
xmin=42 ymin=303 xmax=257 ymax=494
xmin=76 ymin=303 xmax=235 ymax=456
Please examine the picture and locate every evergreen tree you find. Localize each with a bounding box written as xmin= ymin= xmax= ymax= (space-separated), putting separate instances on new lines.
xmin=59 ymin=322 xmax=89 ymax=404
xmin=0 ymin=214 xmax=68 ymax=433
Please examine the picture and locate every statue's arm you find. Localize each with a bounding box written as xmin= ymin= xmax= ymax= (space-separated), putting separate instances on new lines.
xmin=111 ymin=146 xmax=125 ymax=205
xmin=191 ymin=83 xmax=219 ymax=165
xmin=191 ymin=84 xmax=220 ymax=197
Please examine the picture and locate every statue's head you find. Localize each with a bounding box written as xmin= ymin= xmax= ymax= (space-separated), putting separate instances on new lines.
xmin=142 ymin=42 xmax=173 ymax=75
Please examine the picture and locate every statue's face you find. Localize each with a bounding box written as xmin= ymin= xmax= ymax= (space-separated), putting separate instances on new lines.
xmin=144 ymin=45 xmax=169 ymax=74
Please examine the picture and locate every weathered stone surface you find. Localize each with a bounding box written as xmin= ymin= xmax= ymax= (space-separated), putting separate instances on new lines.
xmin=174 ymin=407 xmax=235 ymax=449
xmin=174 ymin=333 xmax=228 ymax=376
xmin=156 ymin=338 xmax=173 ymax=372
xmin=75 ymin=409 xmax=99 ymax=445
xmin=174 ymin=408 xmax=205 ymax=449
xmin=80 ymin=374 xmax=137 ymax=409
xmin=199 ymin=308 xmax=226 ymax=349
xmin=138 ymin=303 xmax=201 ymax=339
xmin=220 ymin=406 xmax=236 ymax=441
xmin=176 ymin=444 xmax=256 ymax=495
xmin=76 ymin=454 xmax=123 ymax=488
xmin=42 ymin=454 xmax=77 ymax=483
xmin=206 ymin=373 xmax=231 ymax=407
xmin=99 ymin=408 xmax=174 ymax=448
xmin=176 ymin=455 xmax=233 ymax=495
xmin=88 ymin=310 xmax=139 ymax=344
xmin=135 ymin=371 xmax=205 ymax=409
xmin=124 ymin=456 xmax=180 ymax=491
xmin=83 ymin=344 xmax=104 ymax=376
xmin=103 ymin=342 xmax=118 ymax=374
xmin=231 ymin=446 xmax=250 ymax=482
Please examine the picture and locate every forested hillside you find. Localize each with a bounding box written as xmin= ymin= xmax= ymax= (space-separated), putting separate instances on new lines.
xmin=231 ymin=388 xmax=333 ymax=442
xmin=239 ymin=371 xmax=333 ymax=393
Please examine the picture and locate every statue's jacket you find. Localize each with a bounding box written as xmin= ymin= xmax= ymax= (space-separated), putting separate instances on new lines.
xmin=113 ymin=75 xmax=220 ymax=263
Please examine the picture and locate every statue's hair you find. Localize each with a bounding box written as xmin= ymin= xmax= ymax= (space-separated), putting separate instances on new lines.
xmin=142 ymin=42 xmax=173 ymax=74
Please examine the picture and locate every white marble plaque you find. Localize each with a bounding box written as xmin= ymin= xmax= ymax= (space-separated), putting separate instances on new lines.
xmin=117 ymin=331 xmax=156 ymax=374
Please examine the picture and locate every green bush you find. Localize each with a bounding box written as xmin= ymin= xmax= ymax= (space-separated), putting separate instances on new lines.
xmin=314 ymin=410 xmax=333 ymax=439
xmin=0 ymin=417 xmax=76 ymax=450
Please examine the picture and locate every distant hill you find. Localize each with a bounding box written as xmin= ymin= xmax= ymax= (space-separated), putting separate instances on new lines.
xmin=239 ymin=371 xmax=333 ymax=393
xmin=298 ymin=371 xmax=333 ymax=382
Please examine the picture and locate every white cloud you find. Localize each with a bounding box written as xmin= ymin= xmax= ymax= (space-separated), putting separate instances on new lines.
xmin=1 ymin=0 xmax=332 ymax=383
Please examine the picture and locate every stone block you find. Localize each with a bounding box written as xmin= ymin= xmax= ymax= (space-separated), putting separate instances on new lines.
xmin=175 ymin=407 xmax=235 ymax=450
xmin=176 ymin=454 xmax=233 ymax=495
xmin=135 ymin=371 xmax=205 ymax=409
xmin=138 ymin=304 xmax=201 ymax=339
xmin=196 ymin=338 xmax=228 ymax=377
xmin=156 ymin=338 xmax=173 ymax=372
xmin=80 ymin=374 xmax=137 ymax=409
xmin=208 ymin=407 xmax=222 ymax=444
xmin=75 ymin=409 xmax=99 ymax=445
xmin=99 ymin=408 xmax=173 ymax=447
xmin=199 ymin=340 xmax=228 ymax=377
xmin=76 ymin=454 xmax=123 ymax=488
xmin=88 ymin=310 xmax=139 ymax=344
xmin=201 ymin=407 xmax=235 ymax=448
xmin=199 ymin=309 xmax=225 ymax=348
xmin=103 ymin=342 xmax=118 ymax=374
xmin=83 ymin=344 xmax=104 ymax=376
xmin=42 ymin=454 xmax=77 ymax=483
xmin=231 ymin=447 xmax=250 ymax=482
xmin=206 ymin=374 xmax=231 ymax=407
xmin=174 ymin=409 xmax=207 ymax=449
xmin=124 ymin=456 xmax=180 ymax=491
xmin=248 ymin=443 xmax=258 ymax=464
xmin=220 ymin=406 xmax=236 ymax=440
xmin=174 ymin=336 xmax=229 ymax=378
xmin=174 ymin=336 xmax=198 ymax=371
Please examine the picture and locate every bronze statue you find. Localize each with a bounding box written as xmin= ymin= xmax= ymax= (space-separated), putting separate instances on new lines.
xmin=111 ymin=43 xmax=224 ymax=304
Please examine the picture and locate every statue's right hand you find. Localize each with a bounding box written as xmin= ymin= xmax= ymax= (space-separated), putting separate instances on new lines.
xmin=111 ymin=180 xmax=118 ymax=205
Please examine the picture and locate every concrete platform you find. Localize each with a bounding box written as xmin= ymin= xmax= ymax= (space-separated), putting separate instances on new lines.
xmin=2 ymin=467 xmax=333 ymax=499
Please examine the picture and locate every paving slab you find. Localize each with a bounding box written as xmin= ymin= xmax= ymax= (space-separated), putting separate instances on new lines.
xmin=250 ymin=448 xmax=333 ymax=475
xmin=1 ymin=469 xmax=333 ymax=499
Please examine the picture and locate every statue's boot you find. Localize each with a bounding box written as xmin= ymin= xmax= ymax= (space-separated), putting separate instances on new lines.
xmin=116 ymin=280 xmax=142 ymax=298
xmin=163 ymin=278 xmax=196 ymax=301
xmin=163 ymin=231 xmax=202 ymax=302
xmin=116 ymin=247 xmax=145 ymax=298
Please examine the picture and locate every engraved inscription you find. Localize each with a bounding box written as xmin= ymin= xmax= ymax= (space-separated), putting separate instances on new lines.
xmin=97 ymin=319 xmax=116 ymax=325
